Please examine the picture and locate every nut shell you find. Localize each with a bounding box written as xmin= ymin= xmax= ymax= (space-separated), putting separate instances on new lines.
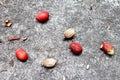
xmin=5 ymin=20 xmax=12 ymax=27
xmin=43 ymin=58 xmax=57 ymax=68
xmin=64 ymin=28 xmax=75 ymax=39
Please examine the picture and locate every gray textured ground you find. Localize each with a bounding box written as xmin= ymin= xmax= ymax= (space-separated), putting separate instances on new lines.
xmin=0 ymin=0 xmax=120 ymax=80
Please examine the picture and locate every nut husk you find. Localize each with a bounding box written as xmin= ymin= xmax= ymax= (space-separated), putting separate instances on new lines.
xmin=64 ymin=28 xmax=75 ymax=39
xmin=43 ymin=58 xmax=57 ymax=68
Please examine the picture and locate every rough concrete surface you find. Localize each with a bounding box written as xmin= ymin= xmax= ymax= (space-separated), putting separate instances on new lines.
xmin=0 ymin=0 xmax=120 ymax=80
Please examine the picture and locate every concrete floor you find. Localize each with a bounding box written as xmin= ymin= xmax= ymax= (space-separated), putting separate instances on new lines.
xmin=0 ymin=0 xmax=120 ymax=80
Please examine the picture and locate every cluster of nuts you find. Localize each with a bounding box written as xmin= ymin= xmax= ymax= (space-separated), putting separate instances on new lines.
xmin=64 ymin=28 xmax=114 ymax=56
xmin=64 ymin=28 xmax=83 ymax=55
xmin=4 ymin=11 xmax=114 ymax=69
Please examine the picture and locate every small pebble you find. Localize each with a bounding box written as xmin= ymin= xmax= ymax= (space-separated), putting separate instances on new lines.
xmin=86 ymin=64 xmax=90 ymax=70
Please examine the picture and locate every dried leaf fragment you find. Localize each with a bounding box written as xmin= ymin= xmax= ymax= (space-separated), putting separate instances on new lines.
xmin=8 ymin=36 xmax=20 ymax=41
xmin=9 ymin=59 xmax=14 ymax=67
xmin=0 ymin=1 xmax=6 ymax=7
xmin=22 ymin=36 xmax=28 ymax=41
xmin=0 ymin=70 xmax=7 ymax=73
xmin=5 ymin=20 xmax=12 ymax=27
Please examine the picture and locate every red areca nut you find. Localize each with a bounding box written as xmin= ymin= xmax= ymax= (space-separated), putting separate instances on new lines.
xmin=69 ymin=42 xmax=83 ymax=55
xmin=15 ymin=48 xmax=28 ymax=61
xmin=36 ymin=11 xmax=49 ymax=23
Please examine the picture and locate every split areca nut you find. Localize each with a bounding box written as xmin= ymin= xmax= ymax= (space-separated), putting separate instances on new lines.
xmin=101 ymin=42 xmax=114 ymax=55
